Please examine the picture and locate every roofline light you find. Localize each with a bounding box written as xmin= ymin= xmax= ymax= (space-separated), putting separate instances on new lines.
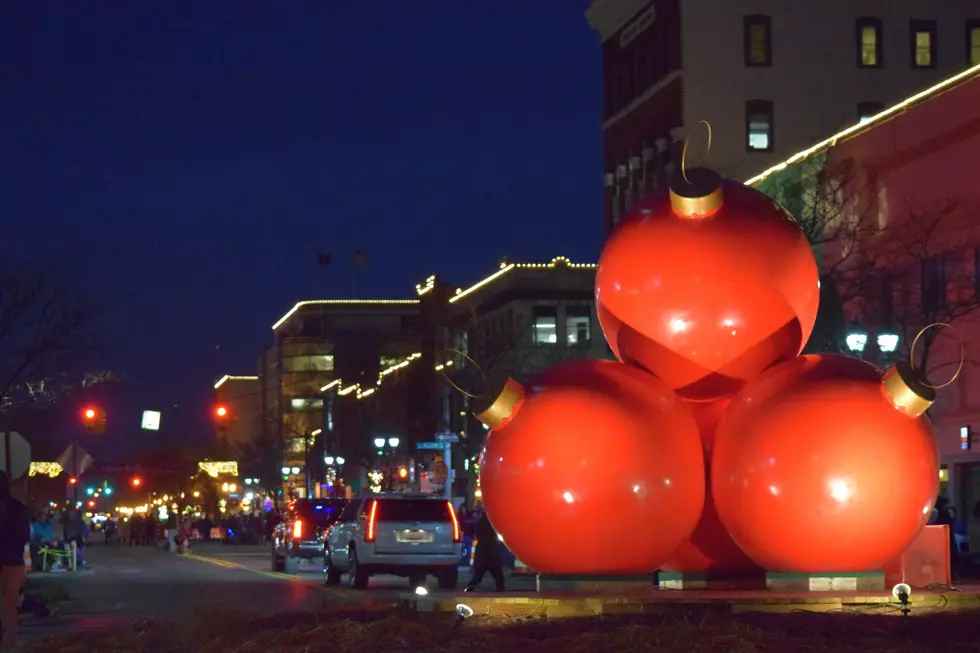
xmin=214 ymin=375 xmax=259 ymax=390
xmin=448 ymin=257 xmax=597 ymax=305
xmin=272 ymin=299 xmax=421 ymax=331
xmin=745 ymin=62 xmax=980 ymax=187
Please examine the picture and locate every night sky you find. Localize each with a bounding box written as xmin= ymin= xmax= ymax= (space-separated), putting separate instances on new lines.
xmin=1 ymin=2 xmax=603 ymax=457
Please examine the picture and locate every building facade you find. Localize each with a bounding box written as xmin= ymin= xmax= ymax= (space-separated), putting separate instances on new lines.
xmin=262 ymin=299 xmax=424 ymax=497
xmin=751 ymin=64 xmax=980 ymax=546
xmin=586 ymin=0 xmax=980 ymax=233
xmin=212 ymin=375 xmax=260 ymax=460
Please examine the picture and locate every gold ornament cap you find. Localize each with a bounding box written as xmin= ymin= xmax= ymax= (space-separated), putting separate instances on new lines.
xmin=669 ymin=167 xmax=724 ymax=218
xmin=882 ymin=360 xmax=936 ymax=418
xmin=475 ymin=378 xmax=525 ymax=430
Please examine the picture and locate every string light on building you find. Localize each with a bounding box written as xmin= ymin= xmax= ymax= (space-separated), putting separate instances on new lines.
xmin=28 ymin=462 xmax=64 ymax=478
xmin=198 ymin=461 xmax=239 ymax=477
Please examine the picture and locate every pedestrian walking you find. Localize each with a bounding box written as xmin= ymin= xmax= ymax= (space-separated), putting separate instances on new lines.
xmin=0 ymin=471 xmax=31 ymax=648
xmin=464 ymin=512 xmax=505 ymax=592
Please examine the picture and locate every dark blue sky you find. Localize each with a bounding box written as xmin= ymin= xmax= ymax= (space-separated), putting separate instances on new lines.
xmin=0 ymin=2 xmax=603 ymax=456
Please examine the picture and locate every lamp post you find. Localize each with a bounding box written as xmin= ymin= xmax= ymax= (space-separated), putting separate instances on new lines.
xmin=373 ymin=437 xmax=400 ymax=490
xmin=846 ymin=321 xmax=901 ymax=363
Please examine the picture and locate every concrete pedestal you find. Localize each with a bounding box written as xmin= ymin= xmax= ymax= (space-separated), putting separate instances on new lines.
xmin=536 ymin=574 xmax=656 ymax=594
xmin=658 ymin=571 xmax=766 ymax=590
xmin=766 ymin=571 xmax=885 ymax=592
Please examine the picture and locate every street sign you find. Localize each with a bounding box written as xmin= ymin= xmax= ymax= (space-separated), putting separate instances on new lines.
xmin=0 ymin=432 xmax=31 ymax=479
xmin=417 ymin=442 xmax=443 ymax=450
xmin=57 ymin=443 xmax=94 ymax=477
xmin=435 ymin=432 xmax=459 ymax=443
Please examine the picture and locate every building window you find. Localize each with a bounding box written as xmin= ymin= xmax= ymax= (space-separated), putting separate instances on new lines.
xmin=744 ymin=15 xmax=772 ymax=66
xmin=282 ymin=355 xmax=334 ymax=372
xmin=922 ymin=255 xmax=947 ymax=313
xmin=857 ymin=18 xmax=883 ymax=68
xmin=911 ymin=20 xmax=937 ymax=68
xmin=566 ymin=307 xmax=592 ymax=346
xmin=967 ymin=20 xmax=980 ymax=66
xmin=745 ymin=100 xmax=774 ymax=152
xmin=289 ymin=397 xmax=324 ymax=412
xmin=531 ymin=307 xmax=558 ymax=345
xmin=857 ymin=101 xmax=885 ymax=123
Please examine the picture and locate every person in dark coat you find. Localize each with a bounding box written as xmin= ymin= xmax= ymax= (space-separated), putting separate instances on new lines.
xmin=464 ymin=512 xmax=505 ymax=592
xmin=0 ymin=471 xmax=31 ymax=648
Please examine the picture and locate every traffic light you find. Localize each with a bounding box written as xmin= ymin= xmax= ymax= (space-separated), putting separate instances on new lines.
xmin=130 ymin=476 xmax=143 ymax=488
xmin=214 ymin=404 xmax=230 ymax=433
xmin=82 ymin=405 xmax=107 ymax=434
xmin=68 ymin=477 xmax=78 ymax=485
xmin=85 ymin=487 xmax=95 ymax=496
xmin=215 ymin=405 xmax=229 ymax=418
xmin=398 ymin=466 xmax=408 ymax=479
xmin=87 ymin=500 xmax=95 ymax=508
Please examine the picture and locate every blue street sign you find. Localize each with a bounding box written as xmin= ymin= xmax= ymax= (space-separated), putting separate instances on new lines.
xmin=417 ymin=442 xmax=443 ymax=450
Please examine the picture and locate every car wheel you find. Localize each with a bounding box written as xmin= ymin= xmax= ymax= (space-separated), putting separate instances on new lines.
xmin=437 ymin=567 xmax=458 ymax=590
xmin=348 ymin=547 xmax=369 ymax=589
xmin=324 ymin=552 xmax=342 ymax=586
xmin=408 ymin=573 xmax=426 ymax=587
xmin=271 ymin=549 xmax=284 ymax=573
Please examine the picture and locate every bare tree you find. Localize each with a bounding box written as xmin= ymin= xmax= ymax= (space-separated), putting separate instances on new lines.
xmin=0 ymin=259 xmax=111 ymax=432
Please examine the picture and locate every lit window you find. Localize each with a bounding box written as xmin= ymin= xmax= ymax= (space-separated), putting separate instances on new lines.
xmin=283 ymin=355 xmax=334 ymax=372
xmin=967 ymin=21 xmax=980 ymax=66
xmin=532 ymin=307 xmax=558 ymax=345
xmin=566 ymin=308 xmax=592 ymax=346
xmin=289 ymin=397 xmax=324 ymax=412
xmin=911 ymin=20 xmax=937 ymax=68
xmin=745 ymin=100 xmax=773 ymax=152
xmin=744 ymin=15 xmax=771 ymax=66
xmin=857 ymin=18 xmax=883 ymax=68
xmin=857 ymin=101 xmax=884 ymax=123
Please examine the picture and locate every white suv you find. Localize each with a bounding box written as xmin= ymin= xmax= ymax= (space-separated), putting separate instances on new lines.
xmin=323 ymin=493 xmax=462 ymax=589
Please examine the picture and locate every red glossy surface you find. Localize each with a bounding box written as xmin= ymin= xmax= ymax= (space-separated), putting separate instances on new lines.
xmin=712 ymin=354 xmax=940 ymax=573
xmin=596 ymin=181 xmax=820 ymax=402
xmin=662 ymin=399 xmax=761 ymax=575
xmin=479 ymin=359 xmax=705 ymax=575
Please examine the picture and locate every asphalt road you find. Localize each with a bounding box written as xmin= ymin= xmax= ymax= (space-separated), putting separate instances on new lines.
xmin=21 ymin=541 xmax=532 ymax=641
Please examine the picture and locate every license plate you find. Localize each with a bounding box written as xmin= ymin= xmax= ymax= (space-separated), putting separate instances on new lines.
xmin=397 ymin=530 xmax=433 ymax=543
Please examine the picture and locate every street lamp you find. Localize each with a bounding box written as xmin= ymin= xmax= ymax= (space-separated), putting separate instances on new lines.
xmin=374 ymin=437 xmax=386 ymax=449
xmin=877 ymin=330 xmax=900 ymax=353
xmin=846 ymin=321 xmax=900 ymax=359
xmin=388 ymin=437 xmax=400 ymax=448
xmin=845 ymin=324 xmax=868 ymax=354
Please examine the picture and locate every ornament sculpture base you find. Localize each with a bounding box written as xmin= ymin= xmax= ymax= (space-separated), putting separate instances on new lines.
xmin=536 ymin=574 xmax=656 ymax=595
xmin=658 ymin=571 xmax=766 ymax=590
xmin=766 ymin=572 xmax=885 ymax=593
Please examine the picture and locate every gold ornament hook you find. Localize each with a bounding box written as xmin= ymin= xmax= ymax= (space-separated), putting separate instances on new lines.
xmin=681 ymin=120 xmax=713 ymax=185
xmin=910 ymin=323 xmax=964 ymax=389
xmin=438 ymin=348 xmax=489 ymax=399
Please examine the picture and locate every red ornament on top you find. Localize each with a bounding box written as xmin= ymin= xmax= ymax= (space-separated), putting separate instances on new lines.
xmin=711 ymin=354 xmax=940 ymax=573
xmin=595 ymin=167 xmax=820 ymax=402
xmin=476 ymin=359 xmax=705 ymax=575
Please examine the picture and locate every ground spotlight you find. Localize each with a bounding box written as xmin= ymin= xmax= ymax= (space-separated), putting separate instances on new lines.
xmin=892 ymin=583 xmax=911 ymax=616
xmin=455 ymin=603 xmax=474 ymax=628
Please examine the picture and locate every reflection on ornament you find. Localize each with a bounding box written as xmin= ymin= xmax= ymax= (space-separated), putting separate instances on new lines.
xmin=712 ymin=354 xmax=940 ymax=573
xmin=596 ymin=171 xmax=820 ymax=401
xmin=478 ymin=359 xmax=704 ymax=575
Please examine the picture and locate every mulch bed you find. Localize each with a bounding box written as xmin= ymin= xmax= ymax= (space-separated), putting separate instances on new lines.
xmin=23 ymin=602 xmax=980 ymax=652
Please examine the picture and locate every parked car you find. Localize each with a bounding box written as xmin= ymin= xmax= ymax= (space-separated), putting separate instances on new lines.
xmin=323 ymin=493 xmax=462 ymax=589
xmin=272 ymin=498 xmax=347 ymax=574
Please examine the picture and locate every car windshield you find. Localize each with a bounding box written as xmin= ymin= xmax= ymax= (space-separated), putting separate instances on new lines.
xmin=375 ymin=499 xmax=451 ymax=522
xmin=296 ymin=500 xmax=347 ymax=527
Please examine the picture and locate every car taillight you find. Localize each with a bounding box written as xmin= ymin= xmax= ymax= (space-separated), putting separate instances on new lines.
xmin=365 ymin=500 xmax=378 ymax=542
xmin=447 ymin=501 xmax=461 ymax=543
xmin=292 ymin=520 xmax=304 ymax=539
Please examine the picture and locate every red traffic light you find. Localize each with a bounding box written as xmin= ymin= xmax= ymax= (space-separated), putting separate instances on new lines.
xmin=398 ymin=467 xmax=408 ymax=479
xmin=87 ymin=500 xmax=95 ymax=508
xmin=215 ymin=405 xmax=229 ymax=418
xmin=68 ymin=477 xmax=78 ymax=485
xmin=84 ymin=407 xmax=97 ymax=420
xmin=131 ymin=477 xmax=142 ymax=487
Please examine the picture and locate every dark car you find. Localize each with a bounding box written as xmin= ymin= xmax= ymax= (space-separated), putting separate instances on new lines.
xmin=272 ymin=498 xmax=347 ymax=574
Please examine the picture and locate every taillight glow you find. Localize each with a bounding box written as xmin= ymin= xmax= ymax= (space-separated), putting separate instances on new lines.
xmin=292 ymin=520 xmax=304 ymax=539
xmin=365 ymin=500 xmax=378 ymax=542
xmin=447 ymin=501 xmax=461 ymax=543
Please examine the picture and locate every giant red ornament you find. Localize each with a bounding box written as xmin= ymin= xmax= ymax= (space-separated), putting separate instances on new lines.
xmin=477 ymin=359 xmax=704 ymax=575
xmin=711 ymin=354 xmax=940 ymax=573
xmin=595 ymin=169 xmax=820 ymax=402
xmin=661 ymin=399 xmax=761 ymax=576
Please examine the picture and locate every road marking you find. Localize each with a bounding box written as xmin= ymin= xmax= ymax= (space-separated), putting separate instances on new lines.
xmin=184 ymin=554 xmax=313 ymax=584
